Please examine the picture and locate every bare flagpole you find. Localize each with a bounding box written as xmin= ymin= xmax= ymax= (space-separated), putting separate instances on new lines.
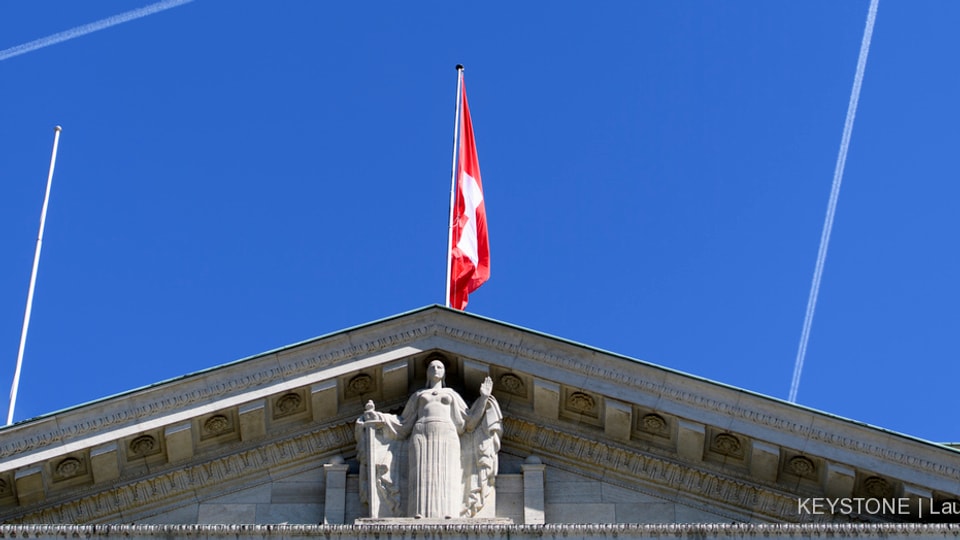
xmin=444 ymin=65 xmax=464 ymax=308
xmin=7 ymin=126 xmax=63 ymax=426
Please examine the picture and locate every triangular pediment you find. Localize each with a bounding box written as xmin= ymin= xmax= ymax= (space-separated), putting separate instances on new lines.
xmin=0 ymin=306 xmax=957 ymax=524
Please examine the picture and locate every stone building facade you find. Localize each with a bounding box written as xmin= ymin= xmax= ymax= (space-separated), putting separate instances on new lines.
xmin=0 ymin=306 xmax=957 ymax=538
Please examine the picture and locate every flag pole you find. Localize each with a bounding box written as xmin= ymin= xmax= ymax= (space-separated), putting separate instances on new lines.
xmin=7 ymin=126 xmax=62 ymax=426
xmin=444 ymin=65 xmax=464 ymax=308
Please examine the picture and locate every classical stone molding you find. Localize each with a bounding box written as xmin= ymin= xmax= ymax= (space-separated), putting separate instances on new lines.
xmin=202 ymin=415 xmax=232 ymax=437
xmin=346 ymin=374 xmax=375 ymax=397
xmin=862 ymin=476 xmax=895 ymax=498
xmin=0 ymin=523 xmax=957 ymax=539
xmin=435 ymin=322 xmax=960 ymax=481
xmin=2 ymin=307 xmax=959 ymax=525
xmin=3 ymin=309 xmax=959 ymax=493
xmin=273 ymin=392 xmax=306 ymax=419
xmin=128 ymin=435 xmax=159 ymax=458
xmin=787 ymin=455 xmax=816 ymax=479
xmin=501 ymin=418 xmax=805 ymax=523
xmin=495 ymin=374 xmax=525 ymax=397
xmin=53 ymin=458 xmax=85 ymax=481
xmin=0 ymin=323 xmax=439 ymax=461
xmin=639 ymin=413 xmax=667 ymax=436
xmin=565 ymin=392 xmax=596 ymax=415
xmin=711 ymin=433 xmax=744 ymax=458
xmin=4 ymin=423 xmax=356 ymax=524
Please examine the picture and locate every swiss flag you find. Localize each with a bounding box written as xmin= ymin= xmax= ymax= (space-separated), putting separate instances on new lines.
xmin=449 ymin=80 xmax=490 ymax=310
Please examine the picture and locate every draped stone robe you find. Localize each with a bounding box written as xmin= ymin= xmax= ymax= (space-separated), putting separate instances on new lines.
xmin=356 ymin=387 xmax=502 ymax=519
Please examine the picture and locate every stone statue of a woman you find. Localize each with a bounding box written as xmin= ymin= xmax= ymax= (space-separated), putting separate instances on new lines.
xmin=356 ymin=358 xmax=502 ymax=519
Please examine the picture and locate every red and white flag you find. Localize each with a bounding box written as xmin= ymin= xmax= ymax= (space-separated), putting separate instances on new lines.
xmin=449 ymin=79 xmax=490 ymax=310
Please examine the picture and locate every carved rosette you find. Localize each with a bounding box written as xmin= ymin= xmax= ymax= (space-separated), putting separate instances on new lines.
xmin=863 ymin=476 xmax=894 ymax=498
xmin=203 ymin=415 xmax=232 ymax=437
xmin=347 ymin=374 xmax=374 ymax=396
xmin=496 ymin=373 xmax=526 ymax=397
xmin=53 ymin=457 xmax=85 ymax=481
xmin=566 ymin=392 xmax=597 ymax=415
xmin=639 ymin=413 xmax=668 ymax=436
xmin=129 ymin=435 xmax=159 ymax=457
xmin=273 ymin=392 xmax=305 ymax=419
xmin=787 ymin=456 xmax=816 ymax=479
xmin=711 ymin=433 xmax=743 ymax=458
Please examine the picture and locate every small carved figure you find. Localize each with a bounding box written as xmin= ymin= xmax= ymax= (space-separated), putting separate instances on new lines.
xmin=356 ymin=358 xmax=502 ymax=519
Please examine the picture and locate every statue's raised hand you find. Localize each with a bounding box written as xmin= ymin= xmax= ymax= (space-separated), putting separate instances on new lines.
xmin=479 ymin=376 xmax=493 ymax=397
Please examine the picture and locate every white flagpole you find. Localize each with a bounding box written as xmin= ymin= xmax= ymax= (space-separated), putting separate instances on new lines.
xmin=444 ymin=65 xmax=464 ymax=308
xmin=7 ymin=126 xmax=63 ymax=426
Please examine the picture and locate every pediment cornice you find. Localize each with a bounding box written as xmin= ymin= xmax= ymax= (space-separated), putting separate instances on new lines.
xmin=0 ymin=523 xmax=959 ymax=538
xmin=0 ymin=307 xmax=957 ymax=522
xmin=502 ymin=417 xmax=801 ymax=523
xmin=5 ymin=422 xmax=356 ymax=523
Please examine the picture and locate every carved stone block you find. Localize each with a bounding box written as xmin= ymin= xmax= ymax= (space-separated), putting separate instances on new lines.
xmin=323 ymin=459 xmax=349 ymax=525
xmin=824 ymin=461 xmax=855 ymax=498
xmin=90 ymin=442 xmax=120 ymax=484
xmin=603 ymin=398 xmax=632 ymax=442
xmin=533 ymin=379 xmax=560 ymax=420
xmin=749 ymin=441 xmax=779 ymax=482
xmin=677 ymin=420 xmax=705 ymax=462
xmin=239 ymin=400 xmax=267 ymax=441
xmin=311 ymin=380 xmax=337 ymax=421
xmin=521 ymin=457 xmax=546 ymax=525
xmin=14 ymin=466 xmax=44 ymax=506
xmin=164 ymin=422 xmax=193 ymax=463
xmin=381 ymin=360 xmax=409 ymax=400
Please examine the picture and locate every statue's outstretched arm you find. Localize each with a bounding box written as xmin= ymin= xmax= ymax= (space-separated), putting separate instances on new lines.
xmin=366 ymin=392 xmax=420 ymax=440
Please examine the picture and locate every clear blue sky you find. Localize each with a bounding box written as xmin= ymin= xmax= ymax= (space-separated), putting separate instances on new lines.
xmin=1 ymin=2 xmax=958 ymax=443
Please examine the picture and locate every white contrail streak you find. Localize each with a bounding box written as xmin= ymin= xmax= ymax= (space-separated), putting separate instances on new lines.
xmin=0 ymin=0 xmax=193 ymax=62
xmin=788 ymin=0 xmax=879 ymax=403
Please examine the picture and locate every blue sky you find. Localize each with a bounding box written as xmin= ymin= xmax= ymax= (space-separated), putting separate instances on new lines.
xmin=1 ymin=2 xmax=958 ymax=443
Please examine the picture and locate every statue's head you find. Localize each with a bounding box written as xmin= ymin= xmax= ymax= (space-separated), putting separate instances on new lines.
xmin=426 ymin=359 xmax=446 ymax=384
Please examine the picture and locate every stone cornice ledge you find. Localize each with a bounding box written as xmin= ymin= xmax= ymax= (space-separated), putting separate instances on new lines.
xmin=4 ymin=423 xmax=357 ymax=523
xmin=504 ymin=418 xmax=797 ymax=523
xmin=0 ymin=321 xmax=439 ymax=461
xmin=0 ymin=524 xmax=956 ymax=539
xmin=438 ymin=323 xmax=960 ymax=485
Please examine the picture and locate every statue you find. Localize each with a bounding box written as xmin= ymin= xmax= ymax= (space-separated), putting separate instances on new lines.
xmin=355 ymin=358 xmax=502 ymax=519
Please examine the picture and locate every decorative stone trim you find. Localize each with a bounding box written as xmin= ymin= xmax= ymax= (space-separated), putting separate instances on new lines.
xmin=437 ymin=323 xmax=960 ymax=481
xmin=861 ymin=475 xmax=895 ymax=498
xmin=0 ymin=323 xmax=438 ymax=460
xmin=566 ymin=392 xmax=596 ymax=415
xmin=128 ymin=435 xmax=159 ymax=458
xmin=0 ymin=523 xmax=956 ymax=539
xmin=503 ymin=417 xmax=803 ymax=522
xmin=496 ymin=373 xmax=526 ymax=397
xmin=4 ymin=423 xmax=357 ymax=524
xmin=202 ymin=415 xmax=232 ymax=438
xmin=786 ymin=455 xmax=817 ymax=479
xmin=345 ymin=374 xmax=375 ymax=398
xmin=711 ymin=433 xmax=744 ymax=459
xmin=52 ymin=458 xmax=84 ymax=481
xmin=2 ymin=308 xmax=959 ymax=512
xmin=272 ymin=392 xmax=306 ymax=419
xmin=638 ymin=413 xmax=668 ymax=436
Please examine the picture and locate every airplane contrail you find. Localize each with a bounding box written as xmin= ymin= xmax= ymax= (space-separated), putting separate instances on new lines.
xmin=788 ymin=0 xmax=880 ymax=403
xmin=0 ymin=0 xmax=193 ymax=62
